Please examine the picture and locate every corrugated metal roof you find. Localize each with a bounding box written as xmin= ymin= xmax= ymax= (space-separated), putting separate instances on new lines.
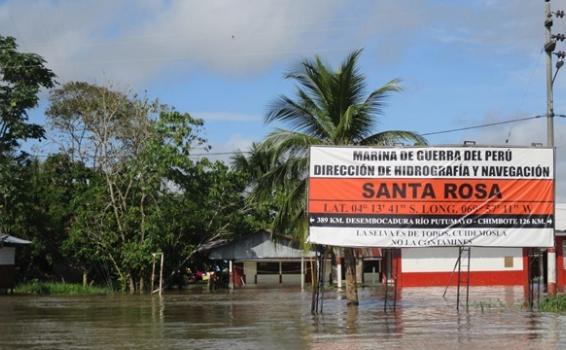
xmin=357 ymin=247 xmax=382 ymax=258
xmin=208 ymin=232 xmax=315 ymax=260
xmin=0 ymin=235 xmax=32 ymax=245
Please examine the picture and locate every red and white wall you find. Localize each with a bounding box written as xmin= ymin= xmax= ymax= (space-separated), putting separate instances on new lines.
xmin=555 ymin=236 xmax=566 ymax=291
xmin=392 ymin=204 xmax=566 ymax=289
xmin=393 ymin=247 xmax=528 ymax=287
xmin=553 ymin=203 xmax=566 ymax=292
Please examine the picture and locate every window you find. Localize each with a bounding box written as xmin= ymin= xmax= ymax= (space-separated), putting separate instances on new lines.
xmin=504 ymin=256 xmax=514 ymax=268
xmin=256 ymin=262 xmax=301 ymax=274
xmin=281 ymin=262 xmax=301 ymax=274
xmin=257 ymin=262 xmax=279 ymax=274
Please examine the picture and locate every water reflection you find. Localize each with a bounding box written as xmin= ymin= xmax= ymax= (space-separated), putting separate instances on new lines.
xmin=0 ymin=287 xmax=565 ymax=349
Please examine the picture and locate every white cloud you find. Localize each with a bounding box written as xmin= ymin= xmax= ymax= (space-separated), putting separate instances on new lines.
xmin=0 ymin=0 xmax=351 ymax=85
xmin=351 ymin=0 xmax=566 ymax=66
xmin=4 ymin=0 xmax=561 ymax=86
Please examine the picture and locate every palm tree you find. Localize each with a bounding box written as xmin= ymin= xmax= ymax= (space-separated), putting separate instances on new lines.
xmin=258 ymin=49 xmax=426 ymax=305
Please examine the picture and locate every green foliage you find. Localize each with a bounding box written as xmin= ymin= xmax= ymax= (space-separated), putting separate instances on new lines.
xmin=45 ymin=81 xmax=265 ymax=292
xmin=0 ymin=153 xmax=96 ymax=279
xmin=0 ymin=35 xmax=55 ymax=154
xmin=255 ymin=49 xmax=426 ymax=240
xmin=540 ymin=294 xmax=566 ymax=312
xmin=254 ymin=50 xmax=427 ymax=304
xmin=0 ymin=36 xmax=57 ymax=275
xmin=15 ymin=280 xmax=111 ymax=295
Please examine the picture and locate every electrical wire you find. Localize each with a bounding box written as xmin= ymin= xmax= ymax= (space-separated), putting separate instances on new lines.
xmin=421 ymin=115 xmax=545 ymax=136
xmin=24 ymin=114 xmax=565 ymax=159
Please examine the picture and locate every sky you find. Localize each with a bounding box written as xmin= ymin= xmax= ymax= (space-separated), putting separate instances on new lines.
xmin=3 ymin=0 xmax=566 ymax=197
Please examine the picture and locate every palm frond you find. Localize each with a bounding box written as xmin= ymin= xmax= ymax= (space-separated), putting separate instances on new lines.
xmin=334 ymin=105 xmax=360 ymax=145
xmin=360 ymin=130 xmax=427 ymax=146
xmin=231 ymin=150 xmax=250 ymax=172
xmin=266 ymin=94 xmax=333 ymax=138
xmin=285 ymin=56 xmax=334 ymax=118
xmin=258 ymin=49 xmax=428 ymax=246
xmin=336 ymin=49 xmax=365 ymax=111
xmin=260 ymin=129 xmax=323 ymax=159
xmin=272 ymin=179 xmax=307 ymax=241
xmin=355 ymin=79 xmax=402 ymax=139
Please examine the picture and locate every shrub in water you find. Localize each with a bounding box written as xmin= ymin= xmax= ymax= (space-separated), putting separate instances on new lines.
xmin=540 ymin=294 xmax=566 ymax=312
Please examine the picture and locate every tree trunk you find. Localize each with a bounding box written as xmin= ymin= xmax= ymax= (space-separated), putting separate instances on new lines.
xmin=310 ymin=258 xmax=315 ymax=288
xmin=344 ymin=247 xmax=359 ymax=306
xmin=129 ymin=274 xmax=136 ymax=294
xmin=139 ymin=276 xmax=144 ymax=294
xmin=82 ymin=271 xmax=88 ymax=288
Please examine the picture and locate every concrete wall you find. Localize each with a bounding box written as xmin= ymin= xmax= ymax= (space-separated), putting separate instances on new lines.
xmin=255 ymin=274 xmax=302 ymax=285
xmin=282 ymin=274 xmax=302 ymax=285
xmin=240 ymin=260 xmax=313 ymax=286
xmin=402 ymin=247 xmax=523 ymax=272
xmin=0 ymin=247 xmax=15 ymax=266
xmin=363 ymin=272 xmax=380 ymax=285
xmin=257 ymin=274 xmax=280 ymax=284
xmin=243 ymin=261 xmax=256 ymax=283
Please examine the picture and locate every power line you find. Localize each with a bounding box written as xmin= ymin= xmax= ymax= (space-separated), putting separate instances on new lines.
xmin=25 ymin=114 xmax=565 ymax=159
xmin=188 ymin=114 xmax=562 ymax=157
xmin=188 ymin=151 xmax=250 ymax=158
xmin=421 ymin=115 xmax=546 ymax=136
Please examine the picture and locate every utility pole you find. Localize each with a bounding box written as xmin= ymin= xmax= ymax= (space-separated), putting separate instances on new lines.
xmin=546 ymin=0 xmax=555 ymax=148
xmin=544 ymin=0 xmax=566 ymax=297
xmin=544 ymin=0 xmax=557 ymax=297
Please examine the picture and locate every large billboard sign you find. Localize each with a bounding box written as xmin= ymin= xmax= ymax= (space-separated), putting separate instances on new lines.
xmin=307 ymin=146 xmax=554 ymax=248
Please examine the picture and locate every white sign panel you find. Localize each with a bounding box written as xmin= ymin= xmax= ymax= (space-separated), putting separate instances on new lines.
xmin=307 ymin=146 xmax=554 ymax=248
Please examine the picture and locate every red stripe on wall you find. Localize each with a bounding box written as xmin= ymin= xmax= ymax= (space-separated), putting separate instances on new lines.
xmin=388 ymin=248 xmax=532 ymax=289
xmin=399 ymin=270 xmax=526 ymax=287
xmin=394 ymin=247 xmax=530 ymax=288
xmin=556 ymin=237 xmax=565 ymax=292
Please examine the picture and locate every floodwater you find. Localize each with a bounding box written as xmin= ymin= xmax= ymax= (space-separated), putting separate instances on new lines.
xmin=0 ymin=286 xmax=565 ymax=349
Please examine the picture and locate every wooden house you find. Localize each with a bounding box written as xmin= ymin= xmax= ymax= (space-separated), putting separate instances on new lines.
xmin=0 ymin=234 xmax=31 ymax=292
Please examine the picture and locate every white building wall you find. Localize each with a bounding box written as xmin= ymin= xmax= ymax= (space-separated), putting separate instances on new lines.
xmin=0 ymin=247 xmax=15 ymax=266
xmin=243 ymin=261 xmax=257 ymax=283
xmin=282 ymin=274 xmax=301 ymax=284
xmin=363 ymin=271 xmax=380 ymax=285
xmin=402 ymin=247 xmax=523 ymax=272
xmin=257 ymin=275 xmax=280 ymax=284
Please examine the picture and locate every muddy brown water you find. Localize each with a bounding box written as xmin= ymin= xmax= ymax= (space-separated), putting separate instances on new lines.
xmin=0 ymin=286 xmax=565 ymax=349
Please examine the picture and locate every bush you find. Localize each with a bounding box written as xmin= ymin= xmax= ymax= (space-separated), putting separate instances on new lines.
xmin=15 ymin=281 xmax=111 ymax=295
xmin=540 ymin=294 xmax=566 ymax=312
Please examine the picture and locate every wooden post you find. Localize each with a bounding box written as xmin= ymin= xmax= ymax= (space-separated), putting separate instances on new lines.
xmin=159 ymin=253 xmax=164 ymax=297
xmin=279 ymin=261 xmax=283 ymax=284
xmin=151 ymin=254 xmax=156 ymax=293
xmin=229 ymin=260 xmax=234 ymax=290
xmin=310 ymin=258 xmax=314 ymax=288
xmin=301 ymin=256 xmax=305 ymax=291
xmin=356 ymin=257 xmax=364 ymax=284
xmin=336 ymin=254 xmax=343 ymax=289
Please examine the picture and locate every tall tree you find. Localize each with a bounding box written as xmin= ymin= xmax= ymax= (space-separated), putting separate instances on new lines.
xmin=47 ymin=82 xmax=164 ymax=292
xmin=0 ymin=35 xmax=56 ymax=261
xmin=47 ymin=81 xmax=266 ymax=292
xmin=259 ymin=49 xmax=426 ymax=305
xmin=0 ymin=35 xmax=55 ymax=155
